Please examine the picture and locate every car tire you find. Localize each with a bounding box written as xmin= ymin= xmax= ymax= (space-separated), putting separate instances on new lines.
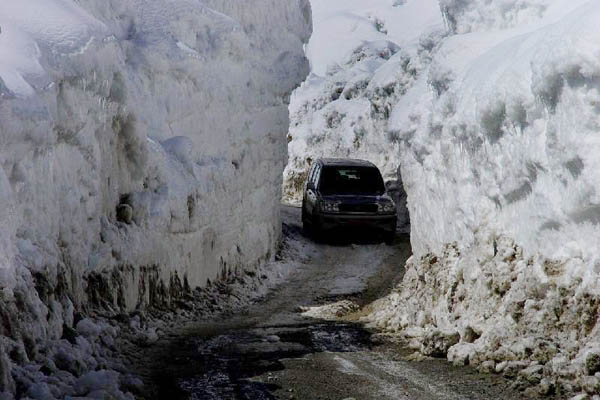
xmin=384 ymin=230 xmax=395 ymax=245
xmin=302 ymin=205 xmax=311 ymax=235
xmin=302 ymin=216 xmax=311 ymax=236
xmin=311 ymin=215 xmax=323 ymax=242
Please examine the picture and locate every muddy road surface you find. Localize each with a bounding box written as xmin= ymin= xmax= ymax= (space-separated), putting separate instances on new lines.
xmin=137 ymin=206 xmax=527 ymax=400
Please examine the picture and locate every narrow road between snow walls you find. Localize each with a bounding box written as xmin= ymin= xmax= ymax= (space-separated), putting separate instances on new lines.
xmin=127 ymin=206 xmax=532 ymax=400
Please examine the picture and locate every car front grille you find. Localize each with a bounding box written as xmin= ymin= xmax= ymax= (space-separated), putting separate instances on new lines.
xmin=338 ymin=203 xmax=378 ymax=213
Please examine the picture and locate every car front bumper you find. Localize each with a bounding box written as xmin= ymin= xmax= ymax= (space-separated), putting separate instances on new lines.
xmin=318 ymin=213 xmax=397 ymax=232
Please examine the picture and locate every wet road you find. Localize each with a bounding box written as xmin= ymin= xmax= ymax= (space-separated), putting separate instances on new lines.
xmin=138 ymin=206 xmax=526 ymax=399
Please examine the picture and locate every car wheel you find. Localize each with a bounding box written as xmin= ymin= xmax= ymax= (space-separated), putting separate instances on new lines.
xmin=302 ymin=215 xmax=311 ymax=235
xmin=311 ymin=215 xmax=323 ymax=242
xmin=302 ymin=205 xmax=311 ymax=234
xmin=384 ymin=230 xmax=395 ymax=245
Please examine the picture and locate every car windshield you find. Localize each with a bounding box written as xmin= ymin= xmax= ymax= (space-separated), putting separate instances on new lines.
xmin=319 ymin=166 xmax=385 ymax=195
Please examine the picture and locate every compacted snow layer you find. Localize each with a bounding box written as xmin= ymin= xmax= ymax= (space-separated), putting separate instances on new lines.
xmin=361 ymin=0 xmax=600 ymax=396
xmin=0 ymin=0 xmax=310 ymax=396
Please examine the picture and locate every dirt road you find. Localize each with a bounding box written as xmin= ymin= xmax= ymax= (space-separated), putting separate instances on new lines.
xmin=138 ymin=206 xmax=526 ymax=399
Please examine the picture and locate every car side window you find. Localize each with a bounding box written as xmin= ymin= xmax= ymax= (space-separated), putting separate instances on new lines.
xmin=307 ymin=165 xmax=317 ymax=187
xmin=313 ymin=165 xmax=322 ymax=189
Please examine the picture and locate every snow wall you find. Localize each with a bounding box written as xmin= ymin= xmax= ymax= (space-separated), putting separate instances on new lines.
xmin=0 ymin=0 xmax=310 ymax=390
xmin=367 ymin=0 xmax=600 ymax=396
xmin=284 ymin=0 xmax=600 ymax=395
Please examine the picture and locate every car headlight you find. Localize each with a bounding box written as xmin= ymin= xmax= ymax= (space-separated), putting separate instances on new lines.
xmin=378 ymin=202 xmax=396 ymax=214
xmin=321 ymin=201 xmax=340 ymax=213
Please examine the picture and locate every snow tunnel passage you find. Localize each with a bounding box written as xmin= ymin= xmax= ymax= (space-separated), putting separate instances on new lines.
xmin=280 ymin=0 xmax=420 ymax=228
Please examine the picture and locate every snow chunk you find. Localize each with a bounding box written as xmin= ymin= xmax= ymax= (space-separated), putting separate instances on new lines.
xmin=161 ymin=136 xmax=196 ymax=169
xmin=300 ymin=300 xmax=360 ymax=320
xmin=75 ymin=319 xmax=102 ymax=340
xmin=74 ymin=370 xmax=119 ymax=396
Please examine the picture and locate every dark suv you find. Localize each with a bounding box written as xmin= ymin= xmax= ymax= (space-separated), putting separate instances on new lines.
xmin=301 ymin=158 xmax=397 ymax=243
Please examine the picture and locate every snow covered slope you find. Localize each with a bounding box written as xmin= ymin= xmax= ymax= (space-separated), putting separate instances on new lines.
xmin=0 ymin=0 xmax=310 ymax=394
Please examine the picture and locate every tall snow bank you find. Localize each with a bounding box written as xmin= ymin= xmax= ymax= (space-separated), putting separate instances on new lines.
xmin=369 ymin=0 xmax=600 ymax=395
xmin=0 ymin=0 xmax=310 ymax=394
xmin=395 ymin=0 xmax=600 ymax=260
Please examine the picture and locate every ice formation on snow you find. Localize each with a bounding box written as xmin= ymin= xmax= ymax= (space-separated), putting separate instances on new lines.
xmin=0 ymin=0 xmax=311 ymax=396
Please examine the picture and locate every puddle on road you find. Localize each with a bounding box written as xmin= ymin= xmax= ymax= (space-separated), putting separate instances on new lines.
xmin=168 ymin=322 xmax=373 ymax=400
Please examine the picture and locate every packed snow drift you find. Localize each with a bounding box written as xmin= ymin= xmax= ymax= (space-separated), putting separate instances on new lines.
xmin=285 ymin=0 xmax=600 ymax=396
xmin=0 ymin=0 xmax=310 ymax=396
